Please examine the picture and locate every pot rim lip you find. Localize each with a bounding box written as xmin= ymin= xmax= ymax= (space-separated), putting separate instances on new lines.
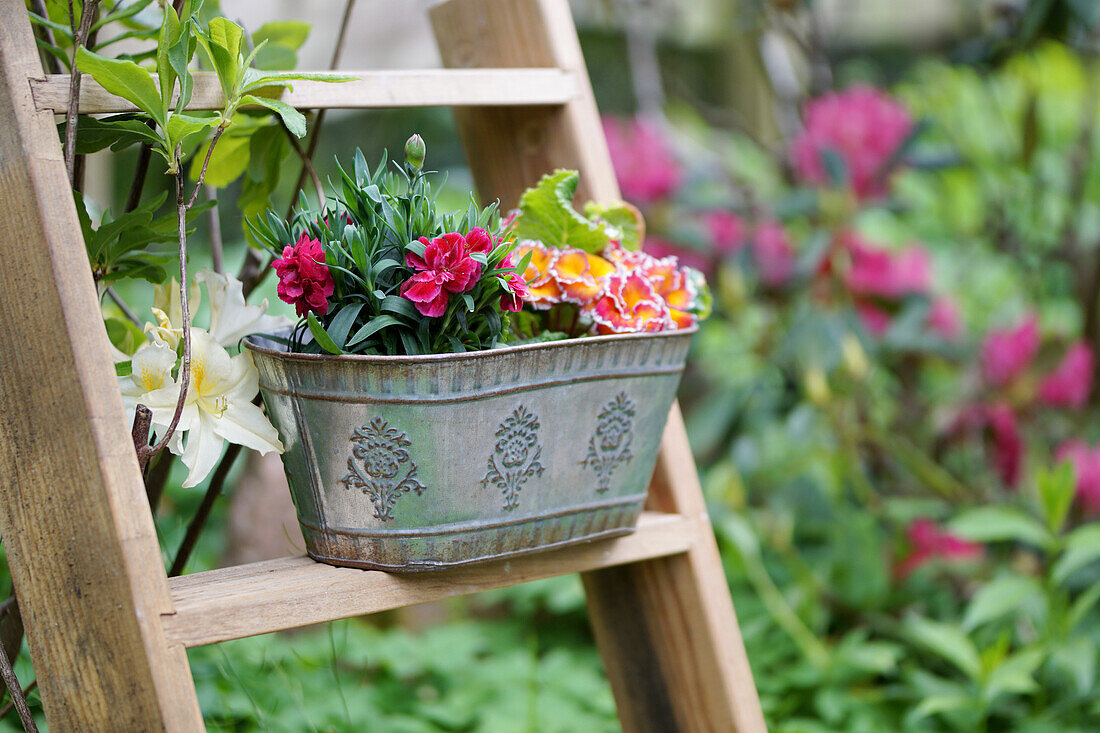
xmin=242 ymin=323 xmax=698 ymax=364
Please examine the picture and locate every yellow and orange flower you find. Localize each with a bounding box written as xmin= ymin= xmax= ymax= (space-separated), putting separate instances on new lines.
xmin=514 ymin=240 xmax=708 ymax=334
xmin=587 ymin=270 xmax=671 ymax=335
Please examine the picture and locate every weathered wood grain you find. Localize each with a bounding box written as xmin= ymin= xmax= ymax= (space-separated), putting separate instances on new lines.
xmin=29 ymin=68 xmax=577 ymax=114
xmin=162 ymin=511 xmax=696 ymax=648
xmin=0 ymin=1 xmax=202 ymax=729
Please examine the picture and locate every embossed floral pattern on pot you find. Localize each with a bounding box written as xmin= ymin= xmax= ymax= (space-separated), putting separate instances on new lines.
xmin=340 ymin=417 xmax=427 ymax=521
xmin=582 ymin=393 xmax=636 ymax=492
xmin=482 ymin=405 xmax=545 ymax=510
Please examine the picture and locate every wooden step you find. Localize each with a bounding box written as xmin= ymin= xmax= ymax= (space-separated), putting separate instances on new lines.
xmin=161 ymin=510 xmax=700 ymax=648
xmin=30 ymin=68 xmax=578 ymax=114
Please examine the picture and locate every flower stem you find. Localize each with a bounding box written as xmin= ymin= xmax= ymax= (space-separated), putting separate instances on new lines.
xmin=63 ymin=0 xmax=100 ymax=187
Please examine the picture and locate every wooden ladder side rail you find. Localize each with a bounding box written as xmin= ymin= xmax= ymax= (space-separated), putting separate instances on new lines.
xmin=430 ymin=1 xmax=767 ymax=731
xmin=0 ymin=0 xmax=203 ymax=729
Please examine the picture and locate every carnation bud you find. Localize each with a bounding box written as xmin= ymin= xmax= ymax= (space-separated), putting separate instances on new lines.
xmin=404 ymin=133 xmax=425 ymax=171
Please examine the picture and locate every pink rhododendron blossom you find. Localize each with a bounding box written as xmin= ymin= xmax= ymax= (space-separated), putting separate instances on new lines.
xmin=928 ymin=297 xmax=962 ymax=341
xmin=400 ymin=232 xmax=480 ymax=318
xmin=703 ymin=210 xmax=746 ymax=254
xmin=842 ymin=232 xmax=931 ymax=299
xmin=752 ymin=220 xmax=794 ymax=287
xmin=602 ymin=116 xmax=682 ymax=205
xmin=273 ymin=233 xmax=335 ymax=317
xmin=981 ymin=316 xmax=1040 ymax=387
xmin=1056 ymin=440 xmax=1100 ymax=514
xmin=790 ymin=85 xmax=914 ymax=200
xmin=896 ymin=518 xmax=983 ymax=579
xmin=1038 ymin=341 xmax=1094 ymax=409
xmin=856 ymin=302 xmax=893 ymax=336
xmin=988 ymin=404 xmax=1023 ymax=487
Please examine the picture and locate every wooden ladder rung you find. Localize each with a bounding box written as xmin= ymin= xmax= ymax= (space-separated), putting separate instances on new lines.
xmin=161 ymin=510 xmax=699 ymax=648
xmin=30 ymin=68 xmax=578 ymax=115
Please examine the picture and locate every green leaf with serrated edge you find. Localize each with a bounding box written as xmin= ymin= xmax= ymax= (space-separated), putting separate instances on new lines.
xmin=76 ymin=47 xmax=164 ymax=127
xmin=306 ymin=311 xmax=342 ymax=355
xmin=239 ymin=94 xmax=306 ymax=137
xmin=513 ymin=170 xmax=611 ymax=253
xmin=947 ymin=506 xmax=1054 ymax=549
xmin=1039 ymin=459 xmax=1076 ymax=533
xmin=1053 ymin=524 xmax=1100 ymax=584
xmin=962 ymin=576 xmax=1042 ymax=631
xmin=583 ymin=200 xmax=643 ymax=250
xmin=904 ymin=614 xmax=982 ymax=681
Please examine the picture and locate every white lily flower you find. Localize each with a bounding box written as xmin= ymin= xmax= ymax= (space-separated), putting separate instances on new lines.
xmin=143 ymin=328 xmax=284 ymax=488
xmin=117 ymin=339 xmax=177 ymax=430
xmin=195 ymin=270 xmax=292 ymax=347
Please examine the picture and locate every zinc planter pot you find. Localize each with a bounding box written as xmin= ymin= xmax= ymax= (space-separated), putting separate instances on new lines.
xmin=244 ymin=326 xmax=696 ymax=571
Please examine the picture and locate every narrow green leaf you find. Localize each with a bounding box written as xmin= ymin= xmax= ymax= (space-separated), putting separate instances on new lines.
xmin=904 ymin=614 xmax=982 ymax=681
xmin=346 ymin=315 xmax=402 ymax=348
xmin=962 ymin=576 xmax=1042 ymax=631
xmin=1053 ymin=524 xmax=1100 ymax=585
xmin=326 ymin=303 xmax=365 ymax=348
xmin=306 ymin=312 xmax=342 ymax=355
xmin=1039 ymin=459 xmax=1076 ymax=533
xmin=947 ymin=507 xmax=1054 ymax=549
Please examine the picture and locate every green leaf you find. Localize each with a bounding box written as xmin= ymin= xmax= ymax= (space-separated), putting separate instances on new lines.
xmin=513 ymin=169 xmax=611 ymax=253
xmin=189 ymin=124 xmax=251 ymax=185
xmin=251 ymin=20 xmax=311 ymax=70
xmin=583 ymin=200 xmax=643 ymax=250
xmin=821 ymin=148 xmax=848 ymax=187
xmin=75 ymin=47 xmax=164 ymax=127
xmin=947 ymin=506 xmax=1054 ymax=549
xmin=346 ymin=316 xmax=402 ymax=348
xmin=904 ymin=614 xmax=982 ymax=681
xmin=1068 ymin=582 xmax=1100 ymax=631
xmin=906 ymin=695 xmax=975 ymax=726
xmin=1050 ymin=639 xmax=1096 ymax=695
xmin=1053 ymin=524 xmax=1100 ymax=585
xmin=982 ymin=648 xmax=1043 ymax=702
xmin=379 ymin=296 xmax=419 ymax=320
xmin=1038 ymin=459 xmax=1076 ymax=533
xmin=239 ymin=68 xmax=355 ymax=93
xmin=306 ymin=312 xmax=342 ymax=355
xmin=962 ymin=576 xmax=1042 ymax=631
xmin=239 ymin=94 xmax=306 ymax=137
xmin=63 ymin=114 xmax=161 ymax=154
xmin=165 ymin=113 xmax=217 ymax=154
xmin=326 ymin=303 xmax=365 ymax=348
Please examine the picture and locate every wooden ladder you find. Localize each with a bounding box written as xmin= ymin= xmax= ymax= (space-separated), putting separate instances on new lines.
xmin=0 ymin=0 xmax=766 ymax=729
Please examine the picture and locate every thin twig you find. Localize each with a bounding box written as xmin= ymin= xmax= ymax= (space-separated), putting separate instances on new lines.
xmin=206 ymin=185 xmax=224 ymax=274
xmin=0 ymin=630 xmax=36 ymax=732
xmin=142 ymin=168 xmax=193 ymax=463
xmin=124 ymin=123 xmax=156 ymax=213
xmin=0 ymin=682 xmax=37 ymax=723
xmin=168 ymin=443 xmax=242 ymax=576
xmin=105 ymin=286 xmax=141 ymax=327
xmin=64 ymin=0 xmax=101 ymax=186
xmin=131 ymin=405 xmax=152 ymax=471
xmin=187 ymin=126 xmax=224 ymax=208
xmin=278 ymin=119 xmax=325 ymax=206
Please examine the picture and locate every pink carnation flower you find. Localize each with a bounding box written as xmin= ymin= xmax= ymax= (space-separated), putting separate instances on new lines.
xmin=1038 ymin=341 xmax=1093 ymax=409
xmin=603 ymin=116 xmax=682 ymax=205
xmin=273 ymin=232 xmax=335 ymax=317
xmin=981 ymin=316 xmax=1040 ymax=387
xmin=498 ymin=253 xmax=531 ymax=313
xmin=400 ymin=232 xmax=481 ymax=318
xmin=896 ymin=518 xmax=983 ymax=579
xmin=1056 ymin=440 xmax=1100 ymax=514
xmin=791 ymin=85 xmax=914 ymax=200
